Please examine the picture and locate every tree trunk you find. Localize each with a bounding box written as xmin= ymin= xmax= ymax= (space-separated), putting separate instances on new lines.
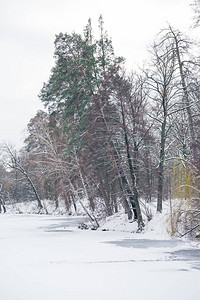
xmin=120 ymin=102 xmax=144 ymax=227
xmin=146 ymin=147 xmax=152 ymax=203
xmin=25 ymin=173 xmax=43 ymax=209
xmin=157 ymin=118 xmax=166 ymax=212
xmin=0 ymin=197 xmax=6 ymax=213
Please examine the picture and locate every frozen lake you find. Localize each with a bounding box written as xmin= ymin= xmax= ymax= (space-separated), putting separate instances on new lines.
xmin=0 ymin=214 xmax=199 ymax=300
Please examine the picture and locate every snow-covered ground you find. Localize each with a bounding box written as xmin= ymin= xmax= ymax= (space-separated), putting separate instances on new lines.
xmin=0 ymin=211 xmax=199 ymax=300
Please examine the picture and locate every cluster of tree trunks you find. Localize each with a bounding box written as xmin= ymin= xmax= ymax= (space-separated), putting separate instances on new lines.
xmin=0 ymin=14 xmax=199 ymax=233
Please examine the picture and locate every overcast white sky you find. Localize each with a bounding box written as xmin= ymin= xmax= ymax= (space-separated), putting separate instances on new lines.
xmin=0 ymin=0 xmax=198 ymax=147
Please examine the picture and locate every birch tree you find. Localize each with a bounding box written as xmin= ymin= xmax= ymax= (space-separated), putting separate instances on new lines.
xmin=3 ymin=144 xmax=43 ymax=210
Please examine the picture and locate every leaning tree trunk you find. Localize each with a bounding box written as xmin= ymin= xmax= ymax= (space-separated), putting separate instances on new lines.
xmin=25 ymin=172 xmax=43 ymax=210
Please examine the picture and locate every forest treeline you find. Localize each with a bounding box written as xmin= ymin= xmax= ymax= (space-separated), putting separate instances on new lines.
xmin=0 ymin=4 xmax=200 ymax=236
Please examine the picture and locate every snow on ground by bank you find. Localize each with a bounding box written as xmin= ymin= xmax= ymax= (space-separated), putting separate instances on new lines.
xmin=5 ymin=198 xmax=171 ymax=238
xmin=5 ymin=198 xmax=68 ymax=215
xmin=99 ymin=200 xmax=171 ymax=240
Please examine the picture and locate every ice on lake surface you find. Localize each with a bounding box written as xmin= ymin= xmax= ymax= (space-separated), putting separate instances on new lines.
xmin=104 ymin=238 xmax=200 ymax=270
xmin=0 ymin=214 xmax=200 ymax=300
xmin=104 ymin=238 xmax=184 ymax=248
xmin=170 ymin=249 xmax=200 ymax=270
xmin=39 ymin=216 xmax=87 ymax=232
